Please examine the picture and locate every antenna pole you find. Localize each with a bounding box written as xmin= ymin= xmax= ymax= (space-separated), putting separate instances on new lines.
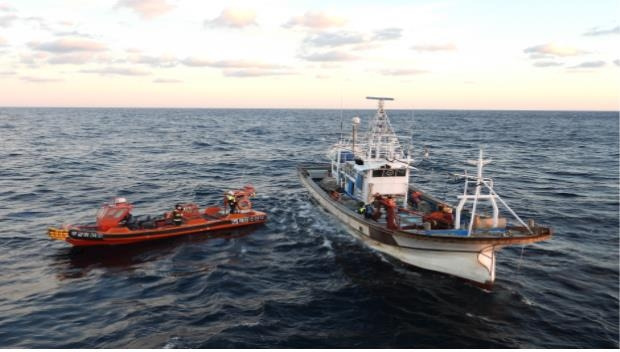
xmin=339 ymin=96 xmax=344 ymax=140
xmin=352 ymin=117 xmax=360 ymax=156
xmin=352 ymin=124 xmax=356 ymax=155
xmin=467 ymin=150 xmax=484 ymax=236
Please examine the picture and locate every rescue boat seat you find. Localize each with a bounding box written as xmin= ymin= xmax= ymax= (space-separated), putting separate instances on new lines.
xmin=125 ymin=214 xmax=164 ymax=230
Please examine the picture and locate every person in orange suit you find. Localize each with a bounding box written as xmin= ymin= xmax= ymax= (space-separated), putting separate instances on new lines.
xmin=423 ymin=204 xmax=454 ymax=229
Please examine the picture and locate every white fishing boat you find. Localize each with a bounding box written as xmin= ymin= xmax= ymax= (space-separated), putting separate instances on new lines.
xmin=297 ymin=97 xmax=552 ymax=286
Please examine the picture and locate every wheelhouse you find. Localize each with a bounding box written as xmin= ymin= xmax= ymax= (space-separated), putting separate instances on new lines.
xmin=329 ymin=97 xmax=412 ymax=205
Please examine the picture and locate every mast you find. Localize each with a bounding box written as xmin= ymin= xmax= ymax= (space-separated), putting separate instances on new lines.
xmin=454 ymin=149 xmax=533 ymax=235
xmin=364 ymin=96 xmax=403 ymax=161
xmin=352 ymin=116 xmax=360 ymax=156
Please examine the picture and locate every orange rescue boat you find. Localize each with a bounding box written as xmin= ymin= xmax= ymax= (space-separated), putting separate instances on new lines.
xmin=48 ymin=185 xmax=267 ymax=246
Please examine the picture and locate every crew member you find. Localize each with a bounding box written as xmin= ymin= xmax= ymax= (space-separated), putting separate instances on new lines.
xmin=330 ymin=190 xmax=341 ymax=201
xmin=172 ymin=203 xmax=184 ymax=226
xmin=226 ymin=191 xmax=237 ymax=214
xmin=357 ymin=203 xmax=366 ymax=216
xmin=384 ymin=195 xmax=399 ymax=229
xmin=371 ymin=193 xmax=383 ymax=221
xmin=121 ymin=212 xmax=132 ymax=226
xmin=410 ymin=191 xmax=422 ymax=209
xmin=423 ymin=204 xmax=454 ymax=229
xmin=364 ymin=204 xmax=374 ymax=219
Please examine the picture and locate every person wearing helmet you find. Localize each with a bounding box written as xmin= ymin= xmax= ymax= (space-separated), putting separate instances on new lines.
xmin=172 ymin=203 xmax=184 ymax=226
xmin=225 ymin=191 xmax=237 ymax=214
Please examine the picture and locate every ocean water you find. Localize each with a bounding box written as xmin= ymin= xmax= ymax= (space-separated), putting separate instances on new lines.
xmin=0 ymin=107 xmax=617 ymax=348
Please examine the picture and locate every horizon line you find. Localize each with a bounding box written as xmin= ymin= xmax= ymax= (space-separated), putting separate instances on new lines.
xmin=0 ymin=105 xmax=618 ymax=113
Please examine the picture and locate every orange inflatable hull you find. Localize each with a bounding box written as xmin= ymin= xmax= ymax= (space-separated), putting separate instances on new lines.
xmin=50 ymin=211 xmax=267 ymax=247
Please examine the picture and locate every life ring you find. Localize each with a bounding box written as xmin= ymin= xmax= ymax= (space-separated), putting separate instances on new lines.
xmin=237 ymin=199 xmax=251 ymax=211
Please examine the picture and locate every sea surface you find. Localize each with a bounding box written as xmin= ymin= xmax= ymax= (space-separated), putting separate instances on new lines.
xmin=0 ymin=107 xmax=617 ymax=348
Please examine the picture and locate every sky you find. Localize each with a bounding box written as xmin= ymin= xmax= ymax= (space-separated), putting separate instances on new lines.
xmin=0 ymin=0 xmax=618 ymax=110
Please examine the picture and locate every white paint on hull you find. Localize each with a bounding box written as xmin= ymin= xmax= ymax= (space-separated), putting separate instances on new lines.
xmin=300 ymin=171 xmax=496 ymax=285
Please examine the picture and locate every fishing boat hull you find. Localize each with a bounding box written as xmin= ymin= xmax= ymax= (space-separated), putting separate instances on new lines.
xmin=49 ymin=211 xmax=267 ymax=247
xmin=298 ymin=163 xmax=552 ymax=286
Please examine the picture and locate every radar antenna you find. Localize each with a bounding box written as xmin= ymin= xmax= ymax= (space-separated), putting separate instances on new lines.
xmin=366 ymin=96 xmax=395 ymax=101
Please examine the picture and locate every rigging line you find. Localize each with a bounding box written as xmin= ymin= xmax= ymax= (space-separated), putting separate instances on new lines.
xmin=481 ymin=179 xmax=533 ymax=234
xmin=410 ymin=106 xmax=415 ymax=146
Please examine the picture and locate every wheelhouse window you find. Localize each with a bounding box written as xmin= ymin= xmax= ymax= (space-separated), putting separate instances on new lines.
xmin=96 ymin=207 xmax=106 ymax=219
xmin=372 ymin=168 xmax=406 ymax=177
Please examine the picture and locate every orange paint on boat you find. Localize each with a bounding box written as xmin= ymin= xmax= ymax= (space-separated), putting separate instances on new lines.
xmin=48 ymin=186 xmax=267 ymax=247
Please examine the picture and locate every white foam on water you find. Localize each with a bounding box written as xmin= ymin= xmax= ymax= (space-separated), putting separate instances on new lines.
xmin=465 ymin=312 xmax=495 ymax=323
xmin=163 ymin=336 xmax=181 ymax=349
xmin=521 ymin=296 xmax=534 ymax=306
xmin=322 ymin=236 xmax=332 ymax=249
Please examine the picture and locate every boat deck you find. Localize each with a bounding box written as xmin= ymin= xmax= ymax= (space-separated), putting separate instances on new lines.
xmin=309 ymin=172 xmax=531 ymax=239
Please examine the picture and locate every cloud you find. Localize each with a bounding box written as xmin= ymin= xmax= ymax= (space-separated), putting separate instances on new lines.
xmin=57 ymin=20 xmax=75 ymax=26
xmin=568 ymin=60 xmax=606 ymax=69
xmin=303 ymin=31 xmax=365 ymax=47
xmin=283 ymin=11 xmax=345 ymax=29
xmin=209 ymin=60 xmax=284 ymax=69
xmin=48 ymin=53 xmax=97 ymax=64
xmin=0 ymin=2 xmax=16 ymax=27
xmin=527 ymin=53 xmax=554 ymax=60
xmin=533 ymin=61 xmax=564 ymax=67
xmin=411 ymin=43 xmax=456 ymax=52
xmin=0 ymin=35 xmax=6 ymax=46
xmin=19 ymin=52 xmax=49 ymax=66
xmin=21 ymin=46 xmax=112 ymax=65
xmin=20 ymin=76 xmax=63 ymax=83
xmin=181 ymin=57 xmax=211 ymax=67
xmin=116 ymin=0 xmax=174 ymax=19
xmin=583 ymin=25 xmax=620 ymax=36
xmin=53 ymin=30 xmax=94 ymax=38
xmin=128 ymin=54 xmax=177 ymax=67
xmin=380 ymin=68 xmax=428 ymax=76
xmin=222 ymin=69 xmax=295 ymax=77
xmin=80 ymin=66 xmax=150 ymax=76
xmin=523 ymin=43 xmax=587 ymax=57
xmin=299 ymin=50 xmax=358 ymax=62
xmin=351 ymin=42 xmax=381 ymax=51
xmin=302 ymin=28 xmax=402 ymax=52
xmin=0 ymin=70 xmax=16 ymax=75
xmin=614 ymin=59 xmax=620 ymax=67
xmin=29 ymin=38 xmax=107 ymax=53
xmin=0 ymin=3 xmax=16 ymax=12
xmin=23 ymin=16 xmax=52 ymax=30
xmin=204 ymin=8 xmax=256 ymax=28
xmin=179 ymin=57 xmax=292 ymax=76
xmin=153 ymin=78 xmax=182 ymax=83
xmin=0 ymin=14 xmax=17 ymax=27
xmin=180 ymin=57 xmax=285 ymax=69
xmin=372 ymin=28 xmax=402 ymax=41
